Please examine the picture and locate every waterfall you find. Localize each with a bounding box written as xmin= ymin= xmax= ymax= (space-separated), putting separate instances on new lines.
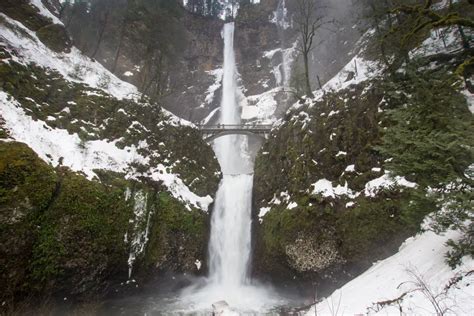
xmin=209 ymin=21 xmax=253 ymax=288
xmin=180 ymin=22 xmax=281 ymax=313
xmin=275 ymin=0 xmax=294 ymax=88
xmin=208 ymin=174 xmax=253 ymax=286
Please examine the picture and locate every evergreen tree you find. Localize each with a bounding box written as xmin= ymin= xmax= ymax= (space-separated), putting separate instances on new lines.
xmin=186 ymin=0 xmax=205 ymax=15
xmin=208 ymin=0 xmax=223 ymax=17
xmin=379 ymin=65 xmax=474 ymax=266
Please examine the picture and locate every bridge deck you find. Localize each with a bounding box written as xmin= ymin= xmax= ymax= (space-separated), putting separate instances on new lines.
xmin=198 ymin=124 xmax=272 ymax=133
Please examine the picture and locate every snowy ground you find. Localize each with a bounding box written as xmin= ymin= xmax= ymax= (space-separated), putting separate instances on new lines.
xmin=307 ymin=227 xmax=474 ymax=315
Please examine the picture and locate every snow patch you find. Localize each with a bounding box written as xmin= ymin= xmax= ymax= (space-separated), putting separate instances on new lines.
xmin=287 ymin=202 xmax=298 ymax=210
xmin=258 ymin=207 xmax=271 ymax=222
xmin=263 ymin=48 xmax=281 ymax=59
xmin=410 ymin=26 xmax=470 ymax=58
xmin=364 ymin=173 xmax=417 ymax=197
xmin=195 ymin=260 xmax=202 ymax=270
xmin=203 ymin=68 xmax=223 ymax=107
xmin=311 ymin=179 xmax=357 ymax=199
xmin=322 ymin=56 xmax=378 ymax=94
xmin=345 ymin=164 xmax=355 ymax=172
xmin=241 ymin=88 xmax=280 ymax=123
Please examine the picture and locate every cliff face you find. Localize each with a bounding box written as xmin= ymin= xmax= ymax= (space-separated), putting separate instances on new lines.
xmin=236 ymin=0 xmax=281 ymax=95
xmin=63 ymin=0 xmax=364 ymax=124
xmin=161 ymin=14 xmax=225 ymax=121
xmin=64 ymin=3 xmax=225 ymax=122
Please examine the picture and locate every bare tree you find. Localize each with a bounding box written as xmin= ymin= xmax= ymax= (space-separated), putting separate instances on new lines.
xmin=111 ymin=0 xmax=134 ymax=74
xmin=90 ymin=7 xmax=110 ymax=59
xmin=294 ymin=0 xmax=326 ymax=98
xmin=368 ymin=267 xmax=470 ymax=315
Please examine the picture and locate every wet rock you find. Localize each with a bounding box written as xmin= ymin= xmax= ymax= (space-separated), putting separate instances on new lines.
xmin=212 ymin=300 xmax=237 ymax=315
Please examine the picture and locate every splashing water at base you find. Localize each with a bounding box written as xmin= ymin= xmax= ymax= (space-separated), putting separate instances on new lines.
xmin=176 ymin=172 xmax=284 ymax=314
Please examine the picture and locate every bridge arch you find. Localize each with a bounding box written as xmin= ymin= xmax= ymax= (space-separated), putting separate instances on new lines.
xmin=203 ymin=131 xmax=266 ymax=143
xmin=198 ymin=124 xmax=272 ymax=143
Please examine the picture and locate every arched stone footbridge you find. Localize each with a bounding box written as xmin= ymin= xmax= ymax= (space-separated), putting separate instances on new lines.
xmin=198 ymin=124 xmax=272 ymax=142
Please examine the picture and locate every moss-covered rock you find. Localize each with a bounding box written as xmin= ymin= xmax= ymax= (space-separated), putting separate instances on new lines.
xmin=36 ymin=23 xmax=72 ymax=53
xmin=141 ymin=191 xmax=209 ymax=274
xmin=252 ymin=82 xmax=421 ymax=288
xmin=0 ymin=142 xmax=214 ymax=310
xmin=0 ymin=141 xmax=57 ymax=304
xmin=29 ymin=169 xmax=132 ymax=297
xmin=0 ymin=142 xmax=133 ymax=304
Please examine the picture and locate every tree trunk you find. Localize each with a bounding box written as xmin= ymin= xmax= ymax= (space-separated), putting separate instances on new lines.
xmin=91 ymin=11 xmax=109 ymax=59
xmin=65 ymin=5 xmax=76 ymax=29
xmin=303 ymin=51 xmax=313 ymax=97
xmin=112 ymin=22 xmax=126 ymax=74
xmin=458 ymin=26 xmax=471 ymax=50
xmin=59 ymin=4 xmax=67 ymax=19
xmin=143 ymin=54 xmax=165 ymax=101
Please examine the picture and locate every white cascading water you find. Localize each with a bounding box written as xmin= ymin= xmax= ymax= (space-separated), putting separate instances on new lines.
xmin=179 ymin=22 xmax=281 ymax=313
xmin=208 ymin=22 xmax=253 ymax=287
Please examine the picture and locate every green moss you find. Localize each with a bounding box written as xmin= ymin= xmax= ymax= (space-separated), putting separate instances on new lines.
xmin=0 ymin=142 xmax=135 ymax=301
xmin=29 ymin=170 xmax=132 ymax=294
xmin=337 ymin=193 xmax=410 ymax=262
xmin=142 ymin=192 xmax=208 ymax=271
xmin=0 ymin=141 xmax=57 ymax=214
xmin=0 ymin=141 xmax=57 ymax=302
xmin=36 ymin=24 xmax=72 ymax=53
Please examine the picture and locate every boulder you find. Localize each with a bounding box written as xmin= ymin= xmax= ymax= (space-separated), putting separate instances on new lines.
xmin=212 ymin=300 xmax=238 ymax=315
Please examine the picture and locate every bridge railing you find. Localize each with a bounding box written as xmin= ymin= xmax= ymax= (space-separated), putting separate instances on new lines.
xmin=198 ymin=124 xmax=273 ymax=131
